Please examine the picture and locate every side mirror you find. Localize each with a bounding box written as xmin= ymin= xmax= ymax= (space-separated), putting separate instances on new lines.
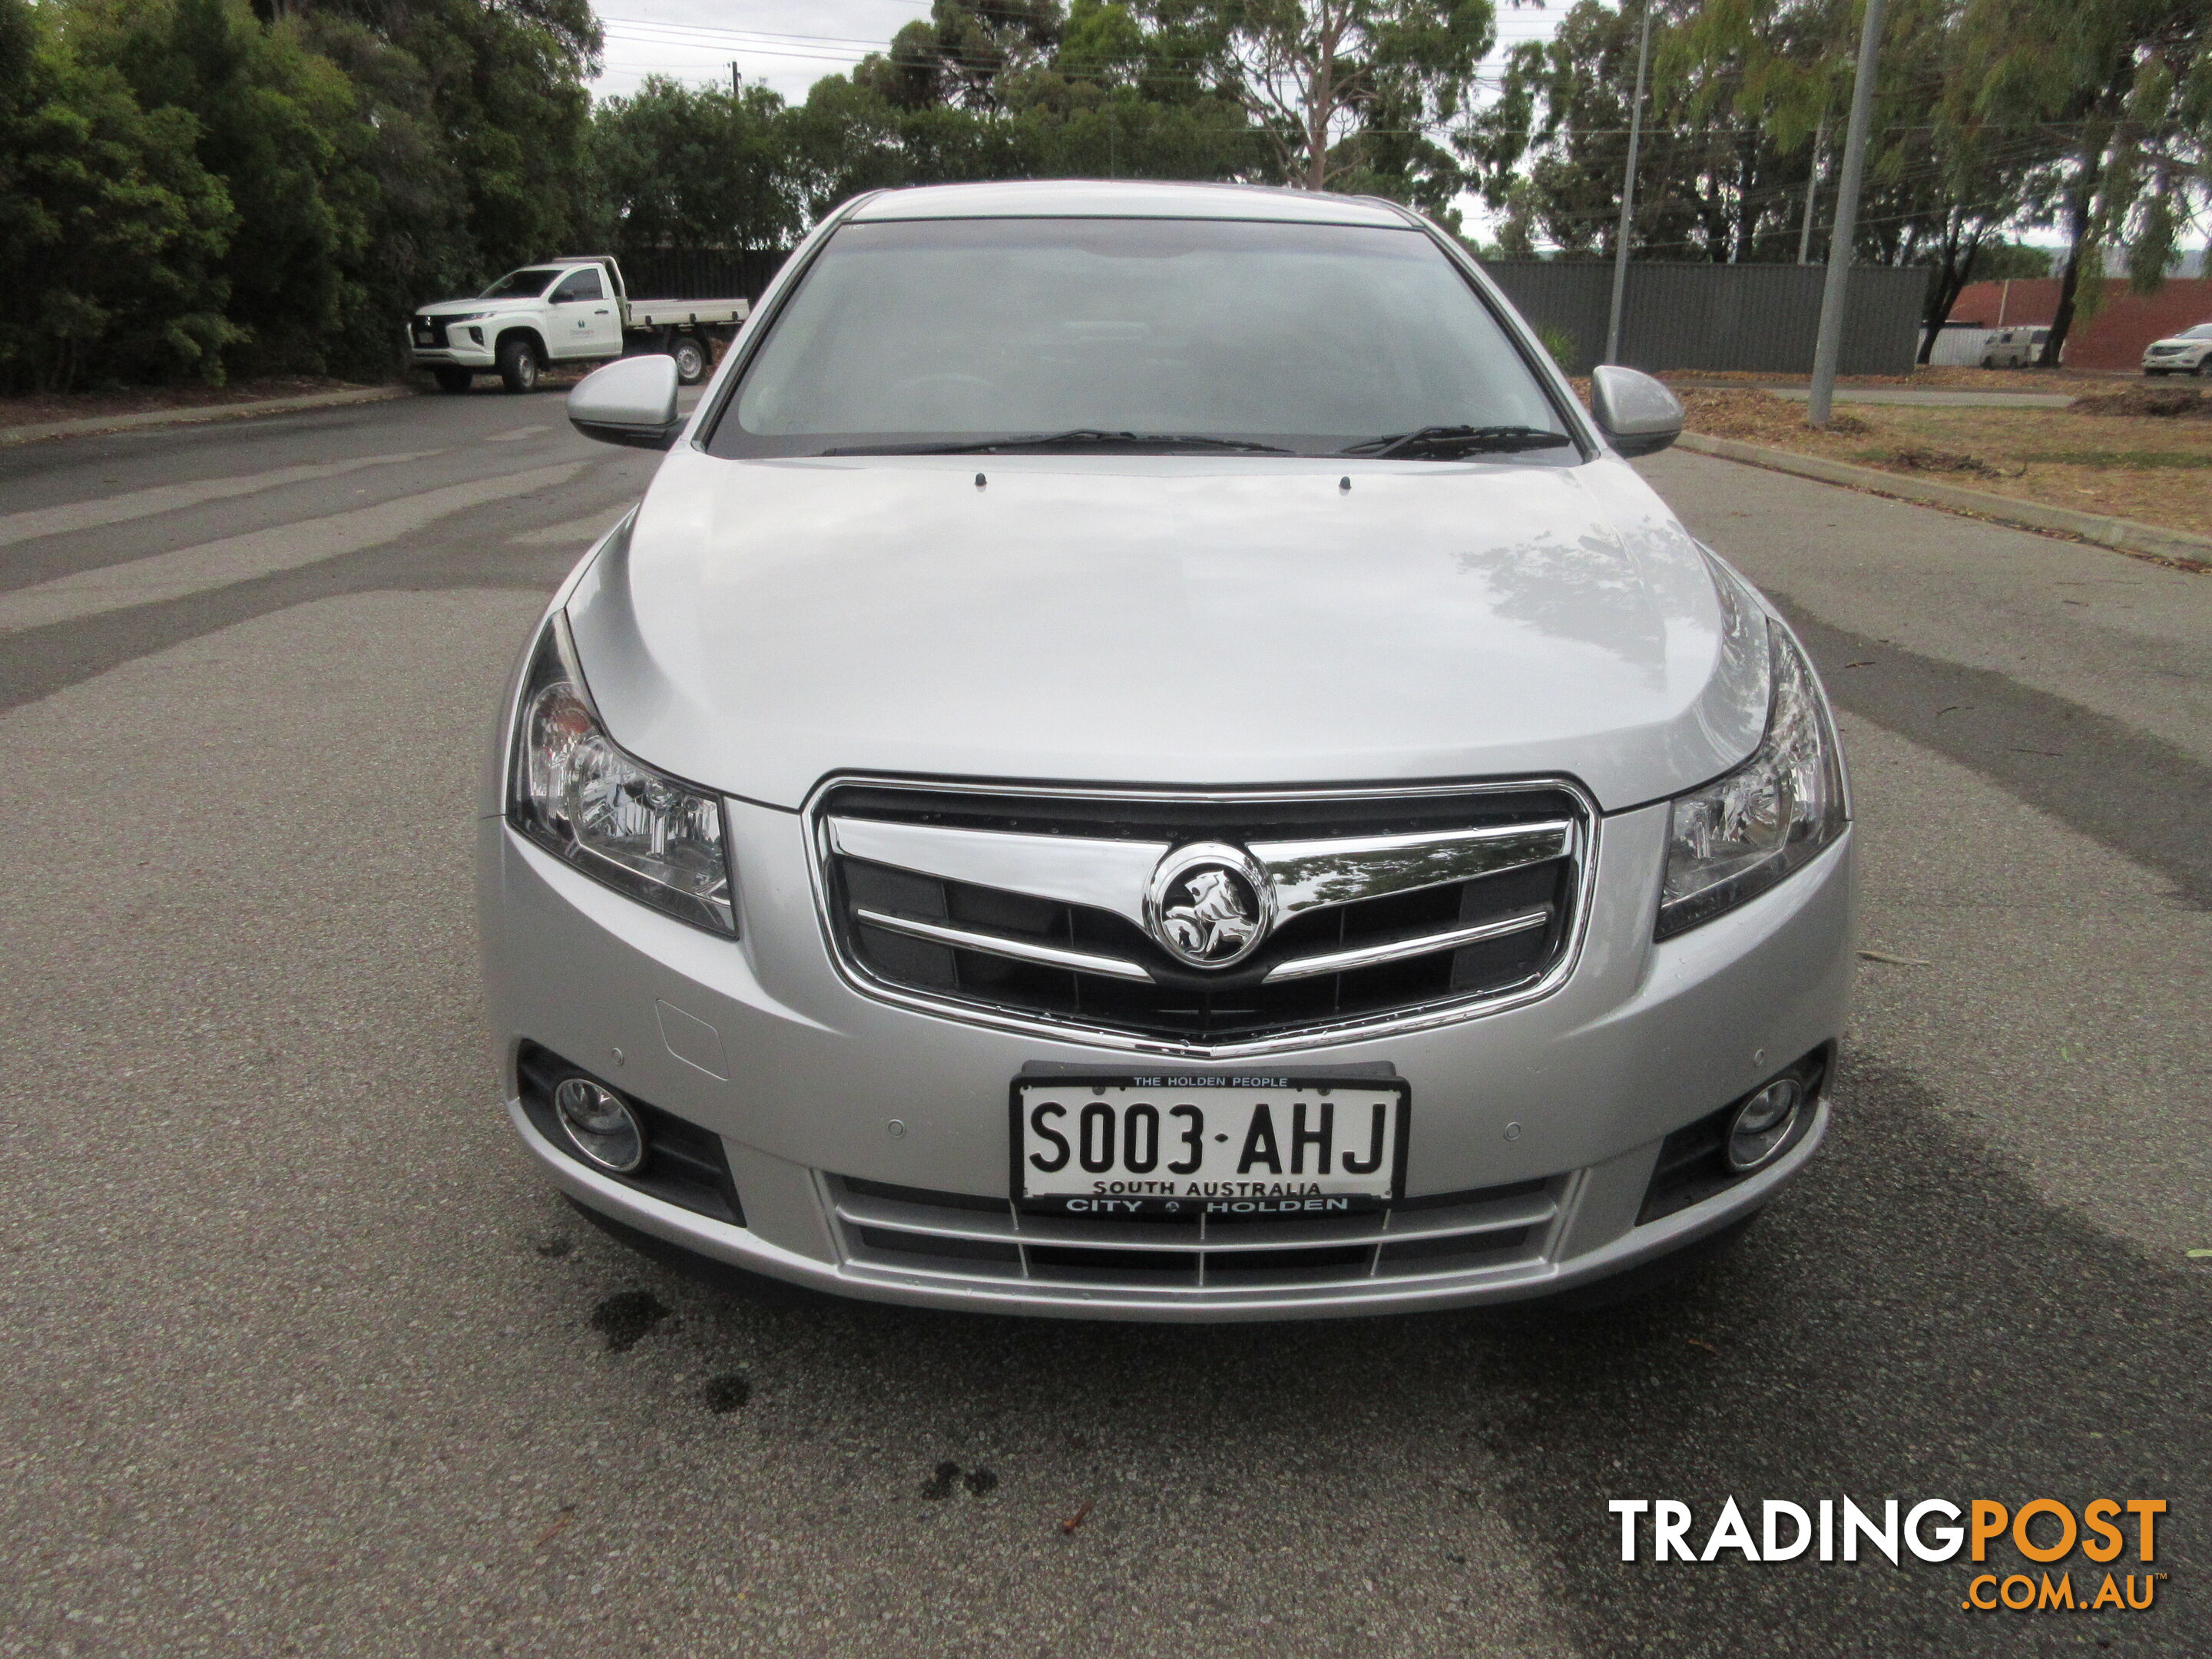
xmin=568 ymin=355 xmax=682 ymax=450
xmin=1588 ymin=365 xmax=1684 ymax=458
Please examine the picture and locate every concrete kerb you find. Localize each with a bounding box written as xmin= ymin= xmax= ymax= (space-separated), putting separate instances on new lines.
xmin=1 ymin=386 xmax=411 ymax=446
xmin=1674 ymin=430 xmax=2212 ymax=571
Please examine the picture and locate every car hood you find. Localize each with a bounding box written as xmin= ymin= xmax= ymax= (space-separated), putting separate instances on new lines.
xmin=419 ymin=296 xmax=541 ymax=317
xmin=564 ymin=450 xmax=1770 ymax=813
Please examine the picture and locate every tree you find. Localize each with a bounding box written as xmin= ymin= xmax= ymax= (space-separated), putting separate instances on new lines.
xmin=1464 ymin=0 xmax=2075 ymax=370
xmin=1952 ymin=0 xmax=2210 ymax=364
xmin=364 ymin=0 xmax=602 ymax=275
xmin=1709 ymin=0 xmax=2065 ymax=356
xmin=862 ymin=0 xmax=1065 ymax=111
xmin=997 ymin=0 xmax=1270 ymax=182
xmin=591 ymin=78 xmax=806 ymax=255
xmin=294 ymin=9 xmax=475 ymax=376
xmin=0 ymin=0 xmax=240 ymax=389
xmin=813 ymin=0 xmax=1491 ymax=213
xmin=787 ymin=0 xmax=1268 ymax=212
xmin=1220 ymin=0 xmax=1496 ymax=196
xmin=0 ymin=0 xmax=612 ymax=385
xmin=75 ymin=0 xmax=372 ymax=375
xmin=1469 ymin=0 xmax=1807 ymax=259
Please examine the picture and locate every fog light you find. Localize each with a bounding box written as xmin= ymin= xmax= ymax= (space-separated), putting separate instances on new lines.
xmin=1726 ymin=1078 xmax=1803 ymax=1172
xmin=554 ymin=1077 xmax=646 ymax=1173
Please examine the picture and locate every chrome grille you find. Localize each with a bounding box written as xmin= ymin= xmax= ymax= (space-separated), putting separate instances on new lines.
xmin=830 ymin=1173 xmax=1559 ymax=1292
xmin=809 ymin=780 xmax=1592 ymax=1055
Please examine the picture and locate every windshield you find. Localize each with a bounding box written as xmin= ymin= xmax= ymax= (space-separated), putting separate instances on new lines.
xmin=2180 ymin=324 xmax=2212 ymax=340
xmin=711 ymin=218 xmax=1575 ymax=459
xmin=478 ymin=267 xmax=562 ymax=300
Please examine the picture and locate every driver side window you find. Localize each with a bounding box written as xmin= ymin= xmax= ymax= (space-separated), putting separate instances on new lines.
xmin=551 ymin=268 xmax=604 ymax=304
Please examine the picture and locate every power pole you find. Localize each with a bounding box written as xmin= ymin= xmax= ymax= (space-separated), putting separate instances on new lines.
xmin=730 ymin=61 xmax=742 ymax=95
xmin=1604 ymin=0 xmax=1656 ymax=366
xmin=1796 ymin=117 xmax=1825 ymax=265
xmin=1807 ymin=0 xmax=1886 ymax=428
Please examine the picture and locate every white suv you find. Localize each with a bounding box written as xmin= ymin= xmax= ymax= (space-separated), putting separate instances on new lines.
xmin=2143 ymin=323 xmax=2212 ymax=376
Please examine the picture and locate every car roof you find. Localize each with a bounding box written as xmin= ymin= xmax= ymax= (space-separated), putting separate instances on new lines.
xmin=844 ymin=178 xmax=1417 ymax=229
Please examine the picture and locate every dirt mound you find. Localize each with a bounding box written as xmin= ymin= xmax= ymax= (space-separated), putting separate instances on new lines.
xmin=2070 ymin=386 xmax=2212 ymax=419
xmin=1872 ymin=445 xmax=2019 ymax=479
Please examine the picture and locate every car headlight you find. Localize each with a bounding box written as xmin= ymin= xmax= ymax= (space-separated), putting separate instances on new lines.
xmin=439 ymin=310 xmax=488 ymax=323
xmin=1656 ymin=604 xmax=1847 ymax=939
xmin=506 ymin=613 xmax=737 ymax=935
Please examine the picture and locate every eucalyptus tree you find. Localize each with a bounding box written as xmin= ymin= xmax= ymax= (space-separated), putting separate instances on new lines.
xmin=1466 ymin=0 xmax=1810 ymax=259
xmin=860 ymin=0 xmax=1067 ymax=111
xmin=1952 ymin=0 xmax=2209 ymax=363
xmin=1465 ymin=0 xmax=2064 ymax=356
xmin=1668 ymin=0 xmax=2060 ymax=346
xmin=816 ymin=0 xmax=1278 ymax=201
xmin=1220 ymin=0 xmax=1496 ymax=193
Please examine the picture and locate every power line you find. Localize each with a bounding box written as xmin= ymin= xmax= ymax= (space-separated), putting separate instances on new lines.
xmin=597 ymin=12 xmax=1562 ymax=84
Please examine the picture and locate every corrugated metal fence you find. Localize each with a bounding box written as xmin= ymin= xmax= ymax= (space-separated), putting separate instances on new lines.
xmin=1479 ymin=261 xmax=1932 ymax=376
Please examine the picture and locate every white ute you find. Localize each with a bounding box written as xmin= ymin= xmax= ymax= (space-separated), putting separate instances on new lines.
xmin=406 ymin=256 xmax=750 ymax=394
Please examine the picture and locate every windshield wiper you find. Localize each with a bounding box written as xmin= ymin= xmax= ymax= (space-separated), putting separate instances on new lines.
xmin=823 ymin=429 xmax=1294 ymax=456
xmin=1339 ymin=424 xmax=1572 ymax=459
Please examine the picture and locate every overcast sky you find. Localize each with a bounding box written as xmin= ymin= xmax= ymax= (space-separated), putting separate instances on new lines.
xmin=590 ymin=0 xmax=935 ymax=102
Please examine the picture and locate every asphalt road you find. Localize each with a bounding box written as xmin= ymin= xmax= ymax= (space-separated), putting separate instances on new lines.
xmin=1 ymin=390 xmax=2204 ymax=1658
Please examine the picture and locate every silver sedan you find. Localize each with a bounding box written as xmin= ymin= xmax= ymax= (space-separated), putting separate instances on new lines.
xmin=477 ymin=180 xmax=1854 ymax=1320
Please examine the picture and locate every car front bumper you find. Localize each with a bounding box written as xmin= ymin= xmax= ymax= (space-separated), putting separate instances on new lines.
xmin=406 ymin=326 xmax=498 ymax=369
xmin=478 ymin=799 xmax=1853 ymax=1320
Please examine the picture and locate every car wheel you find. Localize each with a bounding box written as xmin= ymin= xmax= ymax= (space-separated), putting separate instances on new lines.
xmin=497 ymin=336 xmax=541 ymax=394
xmin=671 ymin=336 xmax=707 ymax=385
xmin=1981 ymin=356 xmax=1995 ymax=369
xmin=432 ymin=366 xmax=472 ymax=394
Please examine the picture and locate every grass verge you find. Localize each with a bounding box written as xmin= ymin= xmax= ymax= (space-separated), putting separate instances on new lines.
xmin=1673 ymin=389 xmax=2212 ymax=540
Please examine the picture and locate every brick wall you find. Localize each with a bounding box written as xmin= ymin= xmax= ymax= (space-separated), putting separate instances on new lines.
xmin=1949 ymin=277 xmax=2212 ymax=369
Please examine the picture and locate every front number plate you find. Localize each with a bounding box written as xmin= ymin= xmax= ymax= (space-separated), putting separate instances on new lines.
xmin=1011 ymin=1075 xmax=1409 ymax=1218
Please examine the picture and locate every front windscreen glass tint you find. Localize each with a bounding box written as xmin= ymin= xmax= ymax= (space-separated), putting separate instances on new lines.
xmin=710 ymin=217 xmax=1571 ymax=458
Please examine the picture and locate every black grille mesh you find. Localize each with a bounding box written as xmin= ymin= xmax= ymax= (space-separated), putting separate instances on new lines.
xmin=822 ymin=784 xmax=1581 ymax=1043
